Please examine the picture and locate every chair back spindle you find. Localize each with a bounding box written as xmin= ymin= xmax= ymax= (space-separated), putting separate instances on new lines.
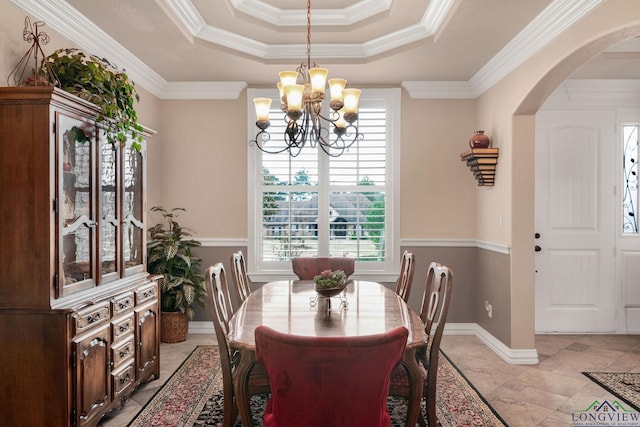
xmin=395 ymin=251 xmax=415 ymax=302
xmin=230 ymin=251 xmax=252 ymax=310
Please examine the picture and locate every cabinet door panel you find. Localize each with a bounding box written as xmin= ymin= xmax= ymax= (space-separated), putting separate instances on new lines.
xmin=73 ymin=324 xmax=111 ymax=427
xmin=99 ymin=135 xmax=120 ymax=283
xmin=58 ymin=112 xmax=97 ymax=297
xmin=122 ymin=141 xmax=145 ymax=275
xmin=136 ymin=300 xmax=159 ymax=382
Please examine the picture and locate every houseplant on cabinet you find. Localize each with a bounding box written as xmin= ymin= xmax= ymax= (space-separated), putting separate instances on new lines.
xmin=40 ymin=48 xmax=144 ymax=151
xmin=147 ymin=207 xmax=206 ymax=343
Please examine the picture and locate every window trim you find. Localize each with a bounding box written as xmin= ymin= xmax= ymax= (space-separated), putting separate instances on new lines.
xmin=247 ymin=87 xmax=401 ymax=282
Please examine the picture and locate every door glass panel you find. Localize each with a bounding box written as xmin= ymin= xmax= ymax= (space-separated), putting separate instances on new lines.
xmin=123 ymin=143 xmax=144 ymax=269
xmin=100 ymin=137 xmax=119 ymax=278
xmin=61 ymin=115 xmax=95 ymax=287
xmin=623 ymin=124 xmax=639 ymax=234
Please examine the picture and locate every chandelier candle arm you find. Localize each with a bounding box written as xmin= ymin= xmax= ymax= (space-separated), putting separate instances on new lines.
xmin=249 ymin=0 xmax=363 ymax=157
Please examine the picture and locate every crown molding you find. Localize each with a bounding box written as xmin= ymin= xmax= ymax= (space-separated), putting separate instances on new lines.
xmin=470 ymin=0 xmax=604 ymax=95
xmin=10 ymin=0 xmax=167 ymax=97
xmin=403 ymin=0 xmax=605 ymax=99
xmin=228 ymin=0 xmax=393 ymax=27
xmin=9 ymin=0 xmax=247 ymax=99
xmin=160 ymin=82 xmax=248 ymax=100
xmin=161 ymin=0 xmax=455 ymax=60
xmin=9 ymin=0 xmax=604 ymax=100
xmin=401 ymin=81 xmax=476 ymax=99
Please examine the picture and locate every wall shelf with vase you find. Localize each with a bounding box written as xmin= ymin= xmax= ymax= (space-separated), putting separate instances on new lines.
xmin=460 ymin=148 xmax=499 ymax=186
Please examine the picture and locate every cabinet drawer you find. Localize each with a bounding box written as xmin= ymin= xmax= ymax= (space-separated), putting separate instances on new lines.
xmin=135 ymin=283 xmax=157 ymax=305
xmin=112 ymin=313 xmax=135 ymax=342
xmin=111 ymin=362 xmax=135 ymax=400
xmin=74 ymin=301 xmax=111 ymax=334
xmin=112 ymin=291 xmax=134 ymax=315
xmin=111 ymin=335 xmax=135 ymax=368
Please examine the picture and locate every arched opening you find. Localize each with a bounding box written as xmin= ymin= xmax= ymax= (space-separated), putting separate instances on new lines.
xmin=511 ymin=25 xmax=640 ymax=347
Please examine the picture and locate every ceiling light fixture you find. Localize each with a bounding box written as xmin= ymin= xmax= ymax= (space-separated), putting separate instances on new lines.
xmin=250 ymin=0 xmax=363 ymax=157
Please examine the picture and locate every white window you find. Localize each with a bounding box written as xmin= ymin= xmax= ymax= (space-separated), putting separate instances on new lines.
xmin=247 ymin=88 xmax=400 ymax=281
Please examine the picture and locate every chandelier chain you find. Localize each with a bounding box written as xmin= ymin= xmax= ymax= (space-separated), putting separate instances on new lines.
xmin=306 ymin=0 xmax=312 ymax=67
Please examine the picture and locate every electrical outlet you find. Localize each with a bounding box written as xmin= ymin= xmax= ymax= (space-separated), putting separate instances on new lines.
xmin=485 ymin=300 xmax=493 ymax=318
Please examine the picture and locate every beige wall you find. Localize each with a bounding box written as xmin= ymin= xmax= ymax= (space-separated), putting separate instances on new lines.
xmin=400 ymin=96 xmax=477 ymax=239
xmin=147 ymin=97 xmax=249 ymax=237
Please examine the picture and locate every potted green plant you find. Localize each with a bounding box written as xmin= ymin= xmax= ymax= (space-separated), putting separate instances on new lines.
xmin=147 ymin=207 xmax=206 ymax=343
xmin=41 ymin=48 xmax=144 ymax=151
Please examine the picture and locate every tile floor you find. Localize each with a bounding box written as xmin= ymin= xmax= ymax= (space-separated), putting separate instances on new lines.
xmin=99 ymin=333 xmax=640 ymax=427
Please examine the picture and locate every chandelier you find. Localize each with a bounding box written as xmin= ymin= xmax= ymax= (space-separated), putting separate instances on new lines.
xmin=250 ymin=0 xmax=363 ymax=157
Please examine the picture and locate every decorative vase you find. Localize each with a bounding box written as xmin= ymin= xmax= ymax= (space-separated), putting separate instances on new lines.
xmin=160 ymin=311 xmax=189 ymax=343
xmin=469 ymin=130 xmax=491 ymax=148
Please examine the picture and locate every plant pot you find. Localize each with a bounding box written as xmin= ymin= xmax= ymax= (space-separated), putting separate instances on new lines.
xmin=160 ymin=311 xmax=189 ymax=343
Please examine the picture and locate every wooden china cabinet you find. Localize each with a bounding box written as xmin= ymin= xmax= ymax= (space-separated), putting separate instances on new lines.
xmin=0 ymin=87 xmax=159 ymax=427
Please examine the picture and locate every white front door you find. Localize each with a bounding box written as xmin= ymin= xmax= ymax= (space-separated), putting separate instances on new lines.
xmin=535 ymin=109 xmax=616 ymax=333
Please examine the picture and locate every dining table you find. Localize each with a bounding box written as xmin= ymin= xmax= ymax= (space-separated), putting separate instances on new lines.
xmin=227 ymin=279 xmax=428 ymax=427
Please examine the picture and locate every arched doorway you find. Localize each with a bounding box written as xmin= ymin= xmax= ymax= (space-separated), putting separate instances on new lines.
xmin=512 ymin=24 xmax=640 ymax=346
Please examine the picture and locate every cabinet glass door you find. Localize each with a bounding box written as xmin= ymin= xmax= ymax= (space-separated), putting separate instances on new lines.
xmin=59 ymin=113 xmax=96 ymax=296
xmin=99 ymin=135 xmax=120 ymax=283
xmin=122 ymin=140 xmax=145 ymax=274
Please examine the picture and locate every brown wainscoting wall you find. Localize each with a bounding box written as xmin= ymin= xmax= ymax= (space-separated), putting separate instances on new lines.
xmin=191 ymin=245 xmax=511 ymax=347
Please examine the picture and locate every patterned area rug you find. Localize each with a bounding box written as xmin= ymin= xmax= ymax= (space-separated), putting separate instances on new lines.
xmin=128 ymin=345 xmax=507 ymax=427
xmin=583 ymin=372 xmax=640 ymax=412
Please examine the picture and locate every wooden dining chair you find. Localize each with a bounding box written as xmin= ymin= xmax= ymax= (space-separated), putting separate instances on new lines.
xmin=255 ymin=325 xmax=408 ymax=427
xmin=395 ymin=250 xmax=416 ymax=302
xmin=204 ymin=263 xmax=271 ymax=427
xmin=291 ymin=256 xmax=355 ymax=280
xmin=388 ymin=262 xmax=453 ymax=427
xmin=229 ymin=250 xmax=252 ymax=311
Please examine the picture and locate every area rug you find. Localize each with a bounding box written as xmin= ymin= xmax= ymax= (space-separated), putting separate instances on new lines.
xmin=128 ymin=345 xmax=507 ymax=427
xmin=583 ymin=372 xmax=640 ymax=412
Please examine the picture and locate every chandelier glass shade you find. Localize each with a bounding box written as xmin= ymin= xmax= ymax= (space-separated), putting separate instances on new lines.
xmin=250 ymin=0 xmax=363 ymax=157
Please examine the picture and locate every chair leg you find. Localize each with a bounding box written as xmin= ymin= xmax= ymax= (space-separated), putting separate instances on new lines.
xmin=417 ymin=410 xmax=427 ymax=427
xmin=222 ymin=389 xmax=237 ymax=427
xmin=425 ymin=392 xmax=436 ymax=427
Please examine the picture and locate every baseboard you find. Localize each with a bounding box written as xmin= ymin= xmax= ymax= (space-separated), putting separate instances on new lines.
xmin=189 ymin=321 xmax=214 ymax=334
xmin=188 ymin=320 xmax=540 ymax=365
xmin=444 ymin=323 xmax=539 ymax=365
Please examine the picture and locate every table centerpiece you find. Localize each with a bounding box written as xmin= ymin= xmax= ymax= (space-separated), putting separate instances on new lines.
xmin=314 ymin=269 xmax=348 ymax=297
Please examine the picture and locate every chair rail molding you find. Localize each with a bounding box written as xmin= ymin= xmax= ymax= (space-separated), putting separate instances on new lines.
xmin=400 ymin=238 xmax=510 ymax=255
xmin=197 ymin=238 xmax=248 ymax=247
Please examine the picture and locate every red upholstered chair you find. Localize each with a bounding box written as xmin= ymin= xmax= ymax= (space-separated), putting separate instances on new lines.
xmin=229 ymin=250 xmax=251 ymax=311
xmin=255 ymin=325 xmax=408 ymax=427
xmin=395 ymin=250 xmax=416 ymax=302
xmin=204 ymin=263 xmax=270 ymax=427
xmin=389 ymin=262 xmax=453 ymax=427
xmin=291 ymin=257 xmax=355 ymax=280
